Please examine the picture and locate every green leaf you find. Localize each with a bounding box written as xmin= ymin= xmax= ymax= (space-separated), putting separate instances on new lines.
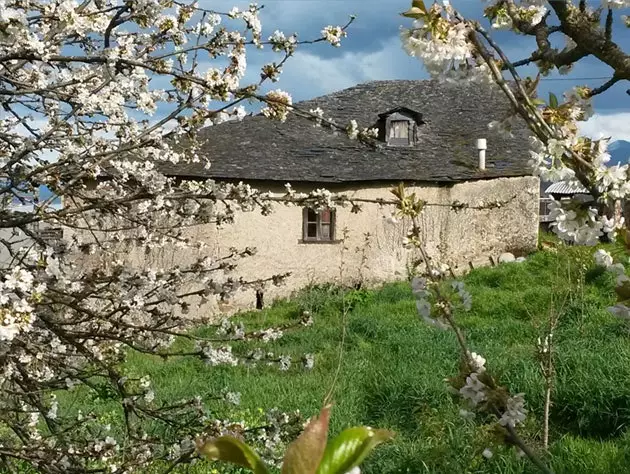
xmin=548 ymin=92 xmax=558 ymax=108
xmin=531 ymin=98 xmax=546 ymax=106
xmin=196 ymin=436 xmax=269 ymax=474
xmin=401 ymin=0 xmax=427 ymax=18
xmin=316 ymin=427 xmax=395 ymax=474
xmin=411 ymin=0 xmax=427 ymax=12
xmin=282 ymin=405 xmax=331 ymax=474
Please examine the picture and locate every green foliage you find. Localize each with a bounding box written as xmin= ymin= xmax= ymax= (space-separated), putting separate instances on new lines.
xmin=281 ymin=406 xmax=330 ymax=474
xmin=197 ymin=406 xmax=393 ymax=474
xmin=65 ymin=243 xmax=630 ymax=473
xmin=294 ymin=284 xmax=374 ymax=315
xmin=342 ymin=288 xmax=375 ymax=312
xmin=316 ymin=426 xmax=394 ymax=474
xmin=198 ymin=436 xmax=270 ymax=474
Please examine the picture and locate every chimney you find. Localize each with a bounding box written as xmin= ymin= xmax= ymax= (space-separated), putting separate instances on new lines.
xmin=476 ymin=138 xmax=487 ymax=170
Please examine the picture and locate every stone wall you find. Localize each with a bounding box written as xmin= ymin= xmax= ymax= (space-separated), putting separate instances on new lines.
xmin=86 ymin=176 xmax=539 ymax=318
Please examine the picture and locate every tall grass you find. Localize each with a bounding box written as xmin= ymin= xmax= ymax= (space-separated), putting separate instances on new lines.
xmin=71 ymin=243 xmax=630 ymax=472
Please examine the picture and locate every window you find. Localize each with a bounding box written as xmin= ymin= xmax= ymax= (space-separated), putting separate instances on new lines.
xmin=302 ymin=208 xmax=336 ymax=242
xmin=387 ymin=119 xmax=412 ymax=146
xmin=389 ymin=120 xmax=409 ymax=139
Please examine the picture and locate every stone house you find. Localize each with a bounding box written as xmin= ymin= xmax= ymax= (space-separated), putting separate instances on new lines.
xmin=131 ymin=79 xmax=540 ymax=315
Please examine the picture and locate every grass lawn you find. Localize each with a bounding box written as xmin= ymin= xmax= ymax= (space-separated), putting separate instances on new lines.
xmin=81 ymin=240 xmax=630 ymax=473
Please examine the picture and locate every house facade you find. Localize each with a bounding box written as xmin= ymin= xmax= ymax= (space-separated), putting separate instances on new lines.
xmin=92 ymin=80 xmax=541 ymax=316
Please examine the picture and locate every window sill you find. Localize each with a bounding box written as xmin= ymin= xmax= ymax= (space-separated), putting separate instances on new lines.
xmin=298 ymin=239 xmax=342 ymax=245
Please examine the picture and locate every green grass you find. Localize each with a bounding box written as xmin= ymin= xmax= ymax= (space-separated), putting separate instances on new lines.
xmin=71 ymin=241 xmax=630 ymax=472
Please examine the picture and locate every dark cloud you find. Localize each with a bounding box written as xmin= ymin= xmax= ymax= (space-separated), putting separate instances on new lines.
xmin=201 ymin=0 xmax=629 ymax=126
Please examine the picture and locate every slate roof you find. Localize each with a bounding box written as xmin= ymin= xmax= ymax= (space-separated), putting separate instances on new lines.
xmin=165 ymin=80 xmax=533 ymax=184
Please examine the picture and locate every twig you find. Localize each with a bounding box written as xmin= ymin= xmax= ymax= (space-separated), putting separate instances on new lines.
xmin=506 ymin=424 xmax=554 ymax=474
xmin=587 ymin=75 xmax=620 ymax=97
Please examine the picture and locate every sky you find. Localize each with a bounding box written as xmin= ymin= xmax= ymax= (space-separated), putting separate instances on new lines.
xmin=207 ymin=0 xmax=630 ymax=141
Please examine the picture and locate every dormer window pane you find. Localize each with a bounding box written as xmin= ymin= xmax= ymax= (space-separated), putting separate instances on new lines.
xmin=390 ymin=121 xmax=409 ymax=139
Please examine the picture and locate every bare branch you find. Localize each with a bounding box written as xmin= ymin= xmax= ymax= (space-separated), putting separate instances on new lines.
xmin=588 ymin=75 xmax=621 ymax=97
xmin=605 ymin=7 xmax=613 ymax=41
xmin=548 ymin=0 xmax=630 ymax=82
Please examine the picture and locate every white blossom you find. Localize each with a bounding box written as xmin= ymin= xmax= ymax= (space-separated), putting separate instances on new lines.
xmin=225 ymin=391 xmax=241 ymax=405
xmin=548 ymin=198 xmax=603 ymax=246
xmin=347 ymin=120 xmax=359 ymax=140
xmin=594 ymin=249 xmax=614 ymax=268
xmin=261 ymin=90 xmax=293 ymax=122
xmin=303 ymin=353 xmax=315 ymax=370
xmin=470 ymin=352 xmax=486 ymax=373
xmin=459 ymin=372 xmax=487 ymax=405
xmin=499 ymin=393 xmax=528 ymax=427
xmin=279 ymin=356 xmax=291 ymax=371
xmin=203 ymin=346 xmax=238 ymax=366
xmin=602 ymin=0 xmax=630 ymax=8
xmin=321 ymin=25 xmax=346 ymax=47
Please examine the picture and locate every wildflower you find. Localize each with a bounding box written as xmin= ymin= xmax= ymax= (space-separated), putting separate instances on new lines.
xmin=47 ymin=396 xmax=59 ymax=420
xmin=259 ymin=328 xmax=283 ymax=343
xmin=225 ymin=392 xmax=241 ymax=405
xmin=537 ymin=334 xmax=552 ymax=354
xmin=279 ymin=356 xmax=291 ymax=371
xmin=303 ymin=354 xmax=315 ymax=370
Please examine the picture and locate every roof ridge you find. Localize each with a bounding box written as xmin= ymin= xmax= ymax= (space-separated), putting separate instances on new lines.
xmin=293 ymin=79 xmax=437 ymax=105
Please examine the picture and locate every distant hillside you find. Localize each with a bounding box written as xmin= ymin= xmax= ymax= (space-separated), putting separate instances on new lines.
xmin=609 ymin=140 xmax=630 ymax=166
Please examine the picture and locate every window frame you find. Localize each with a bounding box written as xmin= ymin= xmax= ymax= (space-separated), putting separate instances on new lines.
xmin=385 ymin=113 xmax=414 ymax=147
xmin=302 ymin=207 xmax=337 ymax=243
xmin=389 ymin=120 xmax=409 ymax=139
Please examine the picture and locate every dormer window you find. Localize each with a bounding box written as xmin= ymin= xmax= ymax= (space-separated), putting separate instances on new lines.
xmin=389 ymin=120 xmax=410 ymax=145
xmin=377 ymin=107 xmax=423 ymax=147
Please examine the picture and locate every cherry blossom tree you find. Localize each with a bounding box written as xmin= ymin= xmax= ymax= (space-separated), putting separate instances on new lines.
xmin=401 ymin=0 xmax=630 ymax=246
xmin=397 ymin=1 xmax=630 ymax=471
xmin=0 ymin=1 xmax=377 ymax=471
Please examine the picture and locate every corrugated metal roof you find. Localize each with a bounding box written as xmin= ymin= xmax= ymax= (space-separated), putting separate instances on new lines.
xmin=544 ymin=181 xmax=589 ymax=195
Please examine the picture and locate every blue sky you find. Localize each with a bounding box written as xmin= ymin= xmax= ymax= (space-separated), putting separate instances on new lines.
xmin=207 ymin=0 xmax=630 ymax=141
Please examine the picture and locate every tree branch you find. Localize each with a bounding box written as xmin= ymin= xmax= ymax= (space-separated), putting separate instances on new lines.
xmin=548 ymin=0 xmax=630 ymax=82
xmin=588 ymin=75 xmax=620 ymax=97
xmin=103 ymin=6 xmax=129 ymax=49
